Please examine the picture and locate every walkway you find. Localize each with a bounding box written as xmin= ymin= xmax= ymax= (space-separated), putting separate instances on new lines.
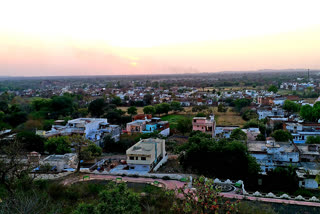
xmin=62 ymin=173 xmax=186 ymax=190
xmin=61 ymin=174 xmax=320 ymax=208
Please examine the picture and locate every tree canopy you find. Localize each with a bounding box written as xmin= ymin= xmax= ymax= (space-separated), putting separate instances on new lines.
xmin=176 ymin=117 xmax=192 ymax=135
xmin=230 ymin=128 xmax=247 ymax=141
xmin=271 ymin=130 xmax=293 ymax=142
xmin=88 ymin=99 xmax=106 ymax=118
xmin=283 ymin=100 xmax=300 ymax=113
xmin=44 ymin=136 xmax=72 ymax=154
xmin=268 ymin=85 xmax=278 ymax=93
xmin=178 ymin=132 xmax=260 ymax=179
xmin=143 ymin=105 xmax=155 ymax=115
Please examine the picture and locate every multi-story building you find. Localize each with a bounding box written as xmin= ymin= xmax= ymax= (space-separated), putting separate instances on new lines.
xmin=247 ymin=137 xmax=300 ymax=174
xmin=192 ymin=116 xmax=215 ymax=137
xmin=126 ymin=138 xmax=166 ymax=171
xmin=40 ymin=118 xmax=121 ymax=145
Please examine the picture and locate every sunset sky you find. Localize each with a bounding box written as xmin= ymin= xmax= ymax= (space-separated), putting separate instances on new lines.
xmin=0 ymin=0 xmax=319 ymax=76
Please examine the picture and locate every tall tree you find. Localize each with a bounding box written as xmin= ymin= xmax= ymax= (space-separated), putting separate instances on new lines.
xmin=230 ymin=128 xmax=247 ymax=141
xmin=268 ymin=85 xmax=278 ymax=93
xmin=170 ymin=101 xmax=183 ymax=112
xmin=127 ymin=106 xmax=137 ymax=117
xmin=88 ymin=99 xmax=106 ymax=117
xmin=300 ymin=104 xmax=313 ymax=122
xmin=271 ymin=130 xmax=293 ymax=142
xmin=143 ymin=106 xmax=155 ymax=115
xmin=177 ymin=117 xmax=192 ymax=135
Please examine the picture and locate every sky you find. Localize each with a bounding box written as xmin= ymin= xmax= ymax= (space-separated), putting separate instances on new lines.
xmin=0 ymin=0 xmax=319 ymax=76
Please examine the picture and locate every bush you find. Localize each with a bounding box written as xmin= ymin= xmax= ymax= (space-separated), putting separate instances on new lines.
xmin=162 ymin=176 xmax=170 ymax=180
xmin=294 ymin=188 xmax=313 ymax=197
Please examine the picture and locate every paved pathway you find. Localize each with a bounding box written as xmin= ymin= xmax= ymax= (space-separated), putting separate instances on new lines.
xmin=62 ymin=173 xmax=186 ymax=190
xmin=61 ymin=174 xmax=320 ymax=208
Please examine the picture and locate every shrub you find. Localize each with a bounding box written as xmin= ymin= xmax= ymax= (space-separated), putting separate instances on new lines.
xmin=162 ymin=176 xmax=170 ymax=180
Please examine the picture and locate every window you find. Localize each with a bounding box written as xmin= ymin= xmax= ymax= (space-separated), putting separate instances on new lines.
xmin=141 ymin=157 xmax=146 ymax=160
xmin=136 ymin=157 xmax=138 ymax=160
xmin=194 ymin=120 xmax=196 ymax=123
xmin=289 ymin=158 xmax=292 ymax=162
xmin=129 ymin=157 xmax=134 ymax=160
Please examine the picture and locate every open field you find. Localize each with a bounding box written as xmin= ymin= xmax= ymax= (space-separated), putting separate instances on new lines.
xmin=119 ymin=106 xmax=245 ymax=127
xmin=213 ymin=107 xmax=246 ymax=126
xmin=118 ymin=106 xmax=144 ymax=114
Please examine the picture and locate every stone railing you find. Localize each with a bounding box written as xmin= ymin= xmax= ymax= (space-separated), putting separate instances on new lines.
xmin=246 ymin=191 xmax=320 ymax=202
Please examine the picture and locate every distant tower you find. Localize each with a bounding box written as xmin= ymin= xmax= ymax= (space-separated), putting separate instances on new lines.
xmin=308 ymin=69 xmax=310 ymax=82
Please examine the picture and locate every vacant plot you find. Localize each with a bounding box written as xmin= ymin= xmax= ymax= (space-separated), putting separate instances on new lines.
xmin=161 ymin=114 xmax=191 ymax=129
xmin=118 ymin=107 xmax=144 ymax=115
xmin=214 ymin=108 xmax=246 ymax=126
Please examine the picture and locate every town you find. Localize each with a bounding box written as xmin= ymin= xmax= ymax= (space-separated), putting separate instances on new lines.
xmin=1 ymin=71 xmax=320 ymax=213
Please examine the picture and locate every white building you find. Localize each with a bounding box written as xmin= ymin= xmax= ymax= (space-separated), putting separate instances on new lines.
xmin=247 ymin=138 xmax=299 ymax=174
xmin=42 ymin=118 xmax=121 ymax=145
xmin=126 ymin=138 xmax=166 ymax=172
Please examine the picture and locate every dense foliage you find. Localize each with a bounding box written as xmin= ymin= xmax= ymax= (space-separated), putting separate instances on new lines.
xmin=178 ymin=132 xmax=260 ymax=179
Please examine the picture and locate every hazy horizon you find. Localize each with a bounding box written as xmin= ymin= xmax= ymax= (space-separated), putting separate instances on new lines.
xmin=1 ymin=0 xmax=320 ymax=76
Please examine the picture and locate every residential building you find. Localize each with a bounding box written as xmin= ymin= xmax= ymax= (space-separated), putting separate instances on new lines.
xmin=192 ymin=116 xmax=216 ymax=137
xmin=126 ymin=120 xmax=147 ymax=135
xmin=214 ymin=126 xmax=239 ymax=138
xmin=126 ymin=138 xmax=166 ymax=171
xmin=41 ymin=153 xmax=78 ymax=172
xmin=257 ymin=107 xmax=285 ymax=120
xmin=40 ymin=118 xmax=121 ymax=144
xmin=247 ymin=138 xmax=300 ymax=174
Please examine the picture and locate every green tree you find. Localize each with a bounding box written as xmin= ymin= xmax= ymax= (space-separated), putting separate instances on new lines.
xmin=0 ymin=100 xmax=9 ymax=113
xmin=230 ymin=128 xmax=247 ymax=141
xmin=4 ymin=111 xmax=27 ymax=128
xmin=241 ymin=108 xmax=258 ymax=121
xmin=195 ymin=112 xmax=206 ymax=117
xmin=127 ymin=106 xmax=137 ymax=116
xmin=51 ymin=95 xmax=75 ymax=117
xmin=160 ymin=103 xmax=171 ymax=115
xmin=268 ymin=85 xmax=278 ymax=93
xmin=170 ymin=101 xmax=183 ymax=112
xmin=44 ymin=136 xmax=71 ymax=154
xmin=88 ymin=99 xmax=106 ymax=117
xmin=74 ymin=203 xmax=96 ymax=214
xmin=312 ymin=102 xmax=320 ymax=122
xmin=300 ymin=104 xmax=313 ymax=122
xmin=306 ymin=136 xmax=320 ymax=144
xmin=234 ymin=98 xmax=251 ymax=112
xmin=256 ymin=133 xmax=266 ymax=141
xmin=81 ymin=143 xmax=102 ymax=161
xmin=111 ymin=97 xmax=122 ymax=106
xmin=283 ymin=100 xmax=300 ymax=113
xmin=271 ymin=130 xmax=293 ymax=142
xmin=16 ymin=131 xmax=45 ymax=153
xmin=179 ymin=133 xmax=260 ymax=179
xmin=97 ymin=183 xmax=141 ymax=214
xmin=73 ymin=183 xmax=141 ymax=214
xmin=143 ymin=105 xmax=155 ymax=115
xmin=243 ymin=119 xmax=266 ymax=134
xmin=176 ymin=117 xmax=192 ymax=135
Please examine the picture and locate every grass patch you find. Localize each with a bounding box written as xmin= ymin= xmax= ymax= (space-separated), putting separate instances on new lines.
xmin=161 ymin=114 xmax=191 ymax=129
